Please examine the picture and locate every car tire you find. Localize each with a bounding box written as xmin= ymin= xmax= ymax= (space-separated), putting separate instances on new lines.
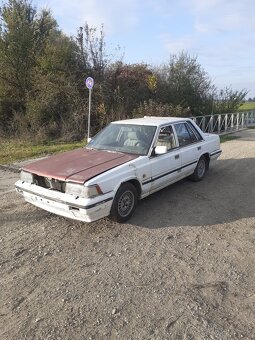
xmin=189 ymin=155 xmax=208 ymax=182
xmin=110 ymin=183 xmax=138 ymax=222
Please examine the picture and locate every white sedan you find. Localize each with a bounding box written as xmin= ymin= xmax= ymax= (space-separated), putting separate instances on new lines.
xmin=15 ymin=117 xmax=221 ymax=222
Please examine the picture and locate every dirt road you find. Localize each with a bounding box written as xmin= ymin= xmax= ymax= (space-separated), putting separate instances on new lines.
xmin=0 ymin=130 xmax=254 ymax=340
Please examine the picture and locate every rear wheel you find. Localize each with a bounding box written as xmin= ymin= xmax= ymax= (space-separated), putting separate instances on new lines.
xmin=190 ymin=155 xmax=208 ymax=182
xmin=110 ymin=183 xmax=138 ymax=222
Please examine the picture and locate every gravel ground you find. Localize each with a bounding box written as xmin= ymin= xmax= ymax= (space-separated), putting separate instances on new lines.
xmin=0 ymin=130 xmax=254 ymax=340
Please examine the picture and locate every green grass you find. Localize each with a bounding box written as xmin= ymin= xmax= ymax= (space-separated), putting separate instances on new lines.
xmin=220 ymin=135 xmax=240 ymax=143
xmin=0 ymin=139 xmax=86 ymax=165
xmin=238 ymin=101 xmax=255 ymax=111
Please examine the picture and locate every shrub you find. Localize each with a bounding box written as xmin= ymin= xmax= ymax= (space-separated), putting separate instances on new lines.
xmin=133 ymin=99 xmax=185 ymax=118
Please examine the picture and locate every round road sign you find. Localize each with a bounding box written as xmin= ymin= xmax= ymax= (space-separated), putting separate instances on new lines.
xmin=85 ymin=77 xmax=94 ymax=90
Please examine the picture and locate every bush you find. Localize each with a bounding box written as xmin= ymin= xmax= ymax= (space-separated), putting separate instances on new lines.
xmin=133 ymin=99 xmax=185 ymax=118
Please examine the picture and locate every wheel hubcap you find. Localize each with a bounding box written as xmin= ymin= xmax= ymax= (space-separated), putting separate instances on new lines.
xmin=118 ymin=190 xmax=135 ymax=217
xmin=197 ymin=159 xmax=206 ymax=178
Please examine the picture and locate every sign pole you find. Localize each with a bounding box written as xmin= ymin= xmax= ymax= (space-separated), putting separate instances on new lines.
xmin=85 ymin=77 xmax=94 ymax=143
xmin=88 ymin=88 xmax=92 ymax=142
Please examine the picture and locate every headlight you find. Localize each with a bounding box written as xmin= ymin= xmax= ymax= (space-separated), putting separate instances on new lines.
xmin=65 ymin=183 xmax=103 ymax=198
xmin=20 ymin=171 xmax=33 ymax=184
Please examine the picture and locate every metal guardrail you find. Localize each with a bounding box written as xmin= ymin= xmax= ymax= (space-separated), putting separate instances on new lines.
xmin=192 ymin=111 xmax=255 ymax=135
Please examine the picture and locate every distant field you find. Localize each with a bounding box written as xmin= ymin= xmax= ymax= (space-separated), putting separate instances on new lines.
xmin=238 ymin=101 xmax=255 ymax=111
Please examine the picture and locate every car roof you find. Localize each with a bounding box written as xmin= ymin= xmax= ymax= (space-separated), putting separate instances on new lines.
xmin=112 ymin=116 xmax=191 ymax=127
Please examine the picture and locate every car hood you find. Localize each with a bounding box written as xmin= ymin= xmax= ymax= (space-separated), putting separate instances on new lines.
xmin=23 ymin=148 xmax=138 ymax=184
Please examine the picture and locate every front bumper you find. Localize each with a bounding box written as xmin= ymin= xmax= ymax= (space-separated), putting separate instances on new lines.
xmin=15 ymin=180 xmax=113 ymax=222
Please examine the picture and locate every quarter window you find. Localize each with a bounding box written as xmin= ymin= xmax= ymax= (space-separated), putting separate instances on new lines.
xmin=187 ymin=121 xmax=203 ymax=141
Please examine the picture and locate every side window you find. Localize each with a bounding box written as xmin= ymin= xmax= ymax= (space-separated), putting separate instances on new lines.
xmin=156 ymin=125 xmax=176 ymax=151
xmin=174 ymin=123 xmax=198 ymax=147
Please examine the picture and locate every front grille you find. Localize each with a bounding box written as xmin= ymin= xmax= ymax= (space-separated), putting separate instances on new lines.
xmin=34 ymin=175 xmax=66 ymax=193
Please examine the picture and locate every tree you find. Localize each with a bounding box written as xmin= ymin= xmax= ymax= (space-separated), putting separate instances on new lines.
xmin=75 ymin=23 xmax=108 ymax=82
xmin=0 ymin=1 xmax=251 ymax=139
xmin=156 ymin=52 xmax=215 ymax=115
xmin=107 ymin=62 xmax=153 ymax=118
xmin=0 ymin=0 xmax=56 ymax=100
xmin=0 ymin=0 xmax=57 ymax=133
xmin=26 ymin=30 xmax=87 ymax=139
xmin=213 ymin=87 xmax=248 ymax=114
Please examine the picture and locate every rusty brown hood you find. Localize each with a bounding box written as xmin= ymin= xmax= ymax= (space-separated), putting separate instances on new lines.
xmin=23 ymin=148 xmax=138 ymax=184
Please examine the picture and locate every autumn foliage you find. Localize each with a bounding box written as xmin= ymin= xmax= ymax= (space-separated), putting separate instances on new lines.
xmin=0 ymin=0 xmax=247 ymax=141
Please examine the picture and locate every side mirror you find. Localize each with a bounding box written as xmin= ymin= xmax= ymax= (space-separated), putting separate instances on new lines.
xmin=154 ymin=145 xmax=167 ymax=155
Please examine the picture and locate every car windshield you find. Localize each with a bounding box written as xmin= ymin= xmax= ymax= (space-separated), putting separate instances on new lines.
xmin=87 ymin=123 xmax=157 ymax=155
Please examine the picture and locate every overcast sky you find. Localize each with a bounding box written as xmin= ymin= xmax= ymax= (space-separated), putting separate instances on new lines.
xmin=35 ymin=0 xmax=255 ymax=97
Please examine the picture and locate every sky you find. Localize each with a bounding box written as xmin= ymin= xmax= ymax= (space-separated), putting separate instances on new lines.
xmin=34 ymin=0 xmax=255 ymax=97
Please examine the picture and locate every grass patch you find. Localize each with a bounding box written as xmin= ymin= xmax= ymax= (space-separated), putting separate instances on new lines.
xmin=238 ymin=101 xmax=255 ymax=111
xmin=0 ymin=139 xmax=86 ymax=164
xmin=220 ymin=135 xmax=240 ymax=143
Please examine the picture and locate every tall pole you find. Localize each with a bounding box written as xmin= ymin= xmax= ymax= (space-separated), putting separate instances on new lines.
xmin=85 ymin=77 xmax=94 ymax=143
xmin=88 ymin=88 xmax=92 ymax=142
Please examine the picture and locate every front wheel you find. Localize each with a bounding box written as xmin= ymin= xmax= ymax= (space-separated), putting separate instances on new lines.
xmin=189 ymin=156 xmax=208 ymax=182
xmin=110 ymin=183 xmax=138 ymax=222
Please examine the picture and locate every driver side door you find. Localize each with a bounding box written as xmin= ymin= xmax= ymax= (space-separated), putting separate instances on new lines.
xmin=149 ymin=125 xmax=182 ymax=194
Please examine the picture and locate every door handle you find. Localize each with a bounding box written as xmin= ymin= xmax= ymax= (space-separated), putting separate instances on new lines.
xmin=175 ymin=154 xmax=180 ymax=159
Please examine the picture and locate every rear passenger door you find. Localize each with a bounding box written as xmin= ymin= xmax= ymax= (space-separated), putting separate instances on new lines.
xmin=173 ymin=122 xmax=203 ymax=177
